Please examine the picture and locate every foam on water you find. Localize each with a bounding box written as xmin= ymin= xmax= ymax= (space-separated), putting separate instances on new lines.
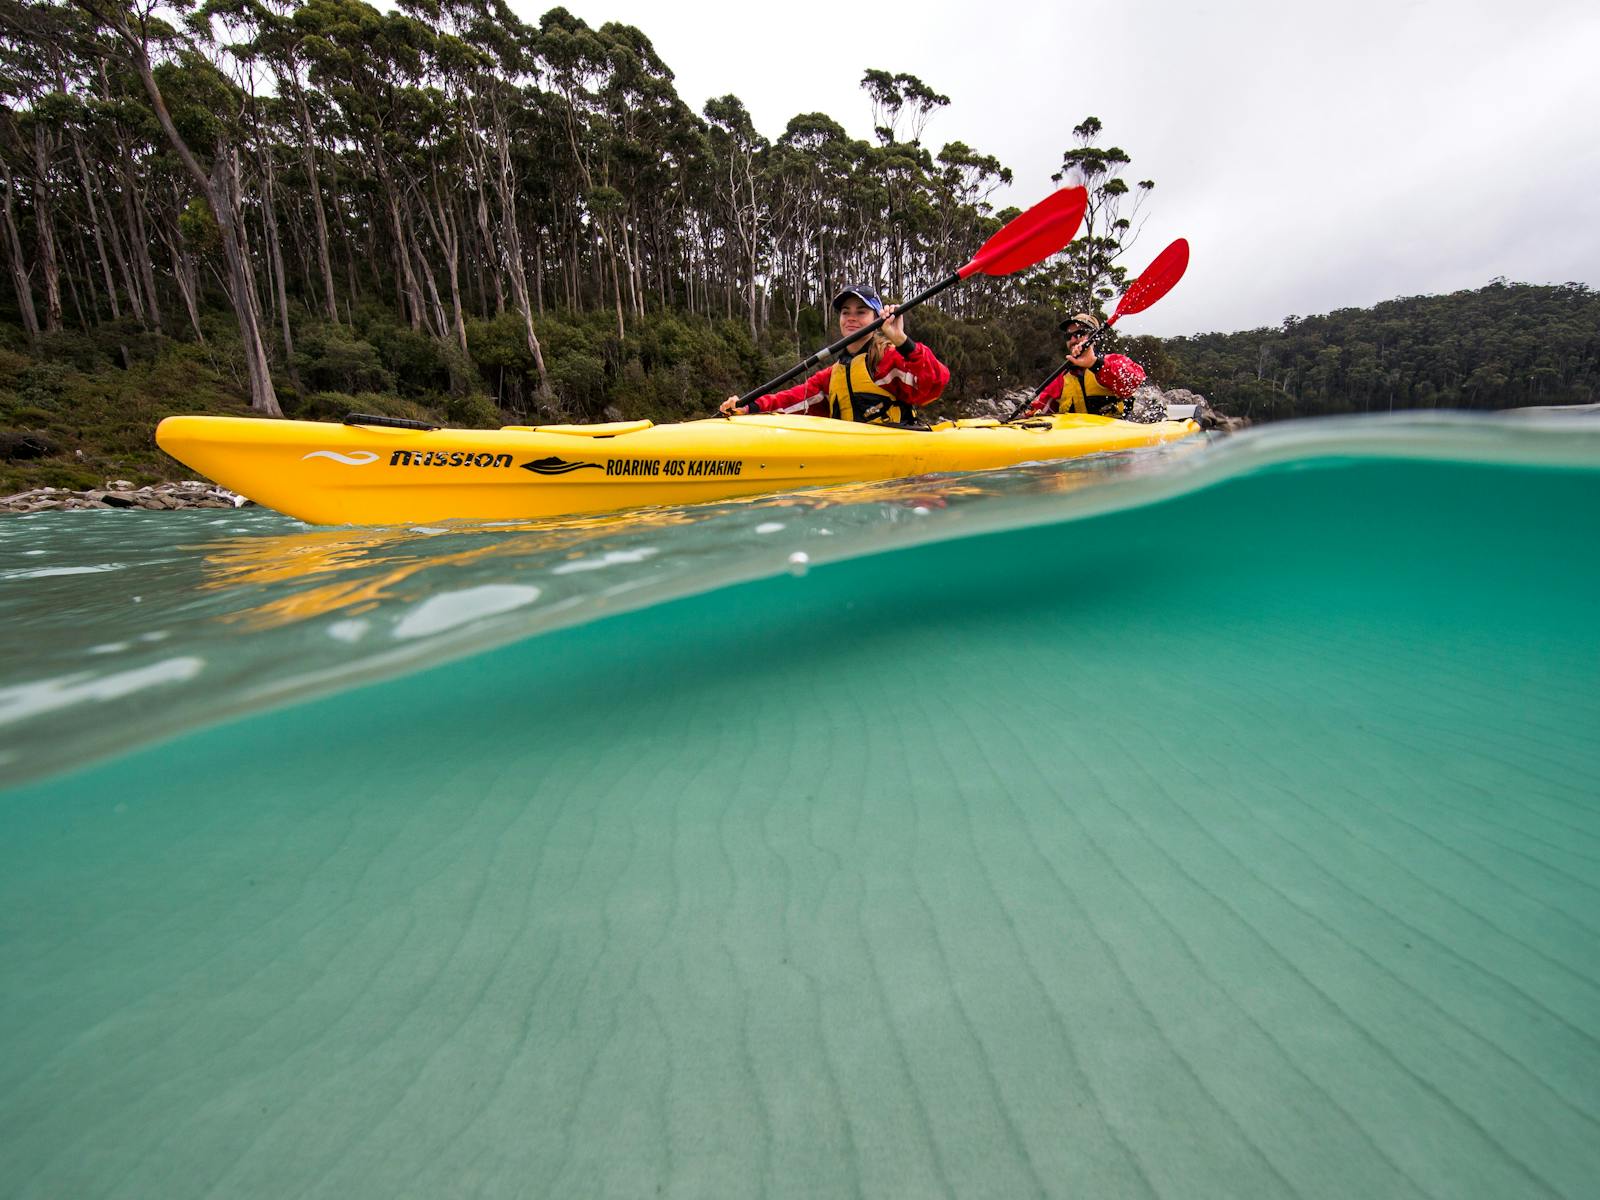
xmin=2 ymin=411 xmax=1598 ymax=1197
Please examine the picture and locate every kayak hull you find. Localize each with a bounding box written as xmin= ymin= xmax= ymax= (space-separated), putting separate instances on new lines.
xmin=155 ymin=412 xmax=1202 ymax=526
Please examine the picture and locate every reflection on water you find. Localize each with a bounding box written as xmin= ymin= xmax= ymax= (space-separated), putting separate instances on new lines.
xmin=2 ymin=456 xmax=1135 ymax=786
xmin=188 ymin=477 xmax=1002 ymax=630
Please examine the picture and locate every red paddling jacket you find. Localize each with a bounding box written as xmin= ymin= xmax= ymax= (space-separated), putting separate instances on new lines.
xmin=1027 ymin=352 xmax=1146 ymax=416
xmin=748 ymin=340 xmax=950 ymax=424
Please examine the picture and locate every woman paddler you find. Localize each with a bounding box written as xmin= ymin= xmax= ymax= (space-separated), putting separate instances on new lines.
xmin=1022 ymin=311 xmax=1146 ymax=417
xmin=719 ymin=285 xmax=950 ymax=424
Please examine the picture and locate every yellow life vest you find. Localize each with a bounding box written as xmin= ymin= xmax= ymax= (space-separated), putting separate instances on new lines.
xmin=1058 ymin=366 xmax=1123 ymax=417
xmin=828 ymin=351 xmax=913 ymax=424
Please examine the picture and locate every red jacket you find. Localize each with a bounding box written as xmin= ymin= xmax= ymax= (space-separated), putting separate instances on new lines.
xmin=749 ymin=340 xmax=950 ymax=415
xmin=1026 ymin=353 xmax=1146 ymax=415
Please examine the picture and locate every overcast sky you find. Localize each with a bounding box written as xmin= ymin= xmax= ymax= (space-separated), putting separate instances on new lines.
xmin=512 ymin=0 xmax=1600 ymax=336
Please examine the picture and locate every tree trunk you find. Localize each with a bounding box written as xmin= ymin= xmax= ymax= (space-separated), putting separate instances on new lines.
xmin=158 ymin=195 xmax=205 ymax=342
xmin=568 ymin=223 xmax=580 ymax=310
xmin=325 ymin=149 xmax=358 ymax=317
xmin=74 ymin=224 xmax=101 ymax=314
xmin=260 ymin=150 xmax=302 ymax=397
xmin=533 ymin=236 xmax=543 ymax=318
xmin=619 ymin=215 xmax=641 ymax=319
xmin=93 ymin=158 xmax=144 ymax=323
xmin=0 ymin=156 xmax=40 ymax=341
xmin=292 ymin=82 xmax=339 ymax=325
xmin=213 ymin=146 xmax=281 ymax=415
xmin=489 ymin=103 xmax=550 ymax=400
xmin=606 ymin=224 xmax=626 ymax=339
xmin=62 ymin=237 xmax=89 ymax=328
xmin=385 ymin=180 xmax=426 ymax=331
xmin=112 ymin=131 xmax=163 ymax=332
xmin=71 ymin=135 xmax=120 ymax=320
xmin=465 ymin=134 xmax=504 ymax=316
xmin=30 ymin=127 xmax=63 ymax=332
xmin=406 ymin=206 xmax=448 ymax=340
xmin=419 ymin=176 xmax=469 ymax=356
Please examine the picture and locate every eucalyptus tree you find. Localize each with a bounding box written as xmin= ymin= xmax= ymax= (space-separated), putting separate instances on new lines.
xmin=702 ymin=92 xmax=766 ymax=336
xmin=859 ymin=68 xmax=948 ymax=147
xmin=293 ymin=0 xmax=435 ymax=331
xmin=244 ymin=91 xmax=305 ymax=390
xmin=634 ymin=86 xmax=702 ymax=311
xmin=930 ymin=140 xmax=1010 ymax=315
xmin=216 ymin=0 xmax=341 ymax=323
xmin=852 ymin=70 xmax=964 ymax=301
xmin=394 ymin=65 xmax=470 ymax=354
xmin=0 ymin=2 xmax=46 ymax=339
xmin=768 ymin=113 xmax=848 ymax=332
xmin=55 ymin=30 xmax=137 ymax=326
xmin=537 ymin=7 xmax=636 ymax=338
xmin=454 ymin=0 xmax=552 ymax=397
xmin=592 ymin=20 xmax=691 ymax=321
xmin=0 ymin=0 xmax=80 ymax=334
xmin=0 ymin=150 xmax=40 ymax=339
xmin=412 ymin=0 xmax=514 ymax=321
xmin=1048 ymin=115 xmax=1154 ymax=311
xmin=62 ymin=42 xmax=173 ymax=333
xmin=69 ymin=0 xmax=281 ymax=414
xmin=870 ymin=139 xmax=935 ymax=300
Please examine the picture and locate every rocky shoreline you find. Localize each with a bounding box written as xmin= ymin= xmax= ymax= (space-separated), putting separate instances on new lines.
xmin=1 ymin=479 xmax=249 ymax=514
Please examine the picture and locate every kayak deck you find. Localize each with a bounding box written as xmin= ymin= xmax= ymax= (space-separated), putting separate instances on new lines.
xmin=155 ymin=412 xmax=1202 ymax=526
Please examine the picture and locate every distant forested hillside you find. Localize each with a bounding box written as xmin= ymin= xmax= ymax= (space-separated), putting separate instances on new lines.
xmin=1149 ymin=280 xmax=1599 ymax=420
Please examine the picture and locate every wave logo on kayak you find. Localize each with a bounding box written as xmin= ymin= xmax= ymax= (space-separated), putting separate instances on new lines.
xmin=302 ymin=450 xmax=379 ymax=466
xmin=521 ymin=457 xmax=603 ymax=475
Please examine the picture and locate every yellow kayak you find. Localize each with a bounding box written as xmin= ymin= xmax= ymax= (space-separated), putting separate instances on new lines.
xmin=155 ymin=411 xmax=1202 ymax=526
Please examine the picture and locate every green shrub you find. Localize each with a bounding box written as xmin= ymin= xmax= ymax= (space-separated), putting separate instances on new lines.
xmin=0 ymin=347 xmax=30 ymax=388
xmin=288 ymin=390 xmax=445 ymax=425
xmin=17 ymin=361 xmax=74 ymax=411
xmin=549 ymin=350 xmax=606 ymax=415
xmin=34 ymin=329 xmax=109 ymax=372
xmin=365 ymin=322 xmax=451 ymax=396
xmin=295 ymin=326 xmax=395 ymax=394
xmin=443 ymin=392 xmax=502 ymax=428
xmin=290 ymin=390 xmax=359 ymax=421
xmin=348 ymin=391 xmax=439 ymax=422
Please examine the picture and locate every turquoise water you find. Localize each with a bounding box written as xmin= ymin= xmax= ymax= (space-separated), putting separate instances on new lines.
xmin=3 ymin=413 xmax=1598 ymax=1197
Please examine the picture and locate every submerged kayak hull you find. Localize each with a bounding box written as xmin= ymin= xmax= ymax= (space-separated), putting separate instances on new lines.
xmin=155 ymin=412 xmax=1202 ymax=525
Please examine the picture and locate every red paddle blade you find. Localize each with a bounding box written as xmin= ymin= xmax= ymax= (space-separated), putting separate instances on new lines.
xmin=1108 ymin=238 xmax=1189 ymax=324
xmin=957 ymin=186 xmax=1088 ymax=279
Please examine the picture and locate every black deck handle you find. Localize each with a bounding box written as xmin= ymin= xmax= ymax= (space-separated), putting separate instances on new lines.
xmin=343 ymin=413 xmax=441 ymax=431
